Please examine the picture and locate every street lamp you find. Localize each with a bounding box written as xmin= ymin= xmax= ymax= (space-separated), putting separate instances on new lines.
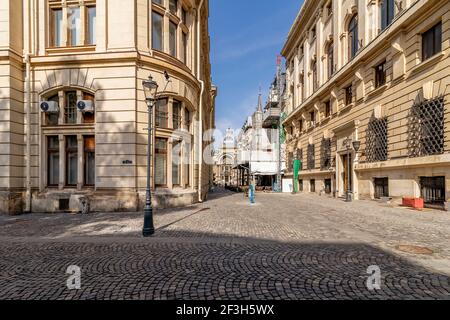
xmin=142 ymin=75 xmax=159 ymax=237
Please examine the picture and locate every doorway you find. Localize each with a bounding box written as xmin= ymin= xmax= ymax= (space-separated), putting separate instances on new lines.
xmin=342 ymin=153 xmax=353 ymax=195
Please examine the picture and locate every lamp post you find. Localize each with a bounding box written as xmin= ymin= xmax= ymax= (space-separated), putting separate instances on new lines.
xmin=142 ymin=75 xmax=159 ymax=237
xmin=344 ymin=138 xmax=353 ymax=202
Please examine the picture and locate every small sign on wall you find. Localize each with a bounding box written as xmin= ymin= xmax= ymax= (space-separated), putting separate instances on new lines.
xmin=122 ymin=160 xmax=133 ymax=165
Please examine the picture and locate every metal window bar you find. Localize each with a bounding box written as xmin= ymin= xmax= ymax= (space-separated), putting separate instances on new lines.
xmin=307 ymin=144 xmax=315 ymax=170
xmin=408 ymin=96 xmax=445 ymax=158
xmin=420 ymin=176 xmax=445 ymax=205
xmin=320 ymin=138 xmax=332 ymax=170
xmin=365 ymin=117 xmax=388 ymax=163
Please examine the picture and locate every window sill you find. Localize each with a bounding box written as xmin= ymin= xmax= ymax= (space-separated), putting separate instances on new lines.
xmin=408 ymin=52 xmax=445 ymax=77
xmin=46 ymin=45 xmax=96 ymax=54
xmin=366 ymin=84 xmax=388 ymax=99
xmin=339 ymin=103 xmax=354 ymax=113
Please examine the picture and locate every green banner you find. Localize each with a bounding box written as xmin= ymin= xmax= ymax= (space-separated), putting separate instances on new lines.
xmin=293 ymin=159 xmax=301 ymax=193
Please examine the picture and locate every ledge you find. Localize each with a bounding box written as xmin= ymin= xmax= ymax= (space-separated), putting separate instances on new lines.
xmin=407 ymin=52 xmax=445 ymax=77
xmin=356 ymin=153 xmax=450 ymax=171
xmin=46 ymin=46 xmax=96 ymax=55
xmin=365 ymin=84 xmax=388 ymax=100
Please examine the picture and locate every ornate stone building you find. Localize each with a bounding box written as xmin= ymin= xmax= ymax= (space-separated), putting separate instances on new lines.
xmin=213 ymin=128 xmax=237 ymax=187
xmin=0 ymin=0 xmax=216 ymax=214
xmin=282 ymin=0 xmax=449 ymax=207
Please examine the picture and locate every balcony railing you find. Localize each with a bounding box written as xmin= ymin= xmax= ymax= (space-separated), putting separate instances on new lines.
xmin=262 ymin=102 xmax=281 ymax=128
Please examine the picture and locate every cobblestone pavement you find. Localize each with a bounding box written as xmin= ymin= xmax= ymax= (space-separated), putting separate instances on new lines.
xmin=0 ymin=189 xmax=449 ymax=300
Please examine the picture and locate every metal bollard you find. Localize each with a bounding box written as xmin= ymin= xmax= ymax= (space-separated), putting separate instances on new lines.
xmin=250 ymin=185 xmax=255 ymax=204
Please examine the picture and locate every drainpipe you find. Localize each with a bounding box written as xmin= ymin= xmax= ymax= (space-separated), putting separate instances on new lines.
xmin=25 ymin=53 xmax=32 ymax=213
xmin=197 ymin=0 xmax=205 ymax=203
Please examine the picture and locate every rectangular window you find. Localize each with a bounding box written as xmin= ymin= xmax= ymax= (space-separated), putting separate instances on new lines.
xmin=310 ymin=179 xmax=316 ymax=193
xmin=47 ymin=136 xmax=60 ymax=186
xmin=325 ymin=179 xmax=332 ymax=194
xmin=381 ymin=0 xmax=395 ymax=30
xmin=51 ymin=9 xmax=63 ymax=47
xmin=152 ymin=0 xmax=163 ymax=5
xmin=152 ymin=11 xmax=163 ymax=51
xmin=172 ymin=100 xmax=182 ymax=129
xmin=155 ymin=138 xmax=167 ymax=186
xmin=310 ymin=111 xmax=315 ymax=126
xmin=184 ymin=108 xmax=191 ymax=131
xmin=299 ymin=119 xmax=303 ymax=132
xmin=325 ymin=101 xmax=331 ymax=118
xmin=169 ymin=21 xmax=177 ymax=57
xmin=68 ymin=7 xmax=81 ymax=46
xmin=345 ymin=85 xmax=353 ymax=105
xmin=66 ymin=136 xmax=78 ymax=186
xmin=182 ymin=32 xmax=188 ymax=64
xmin=65 ymin=91 xmax=77 ymax=124
xmin=375 ymin=61 xmax=386 ymax=88
xmin=374 ymin=178 xmax=389 ymax=199
xmin=47 ymin=95 xmax=60 ymax=125
xmin=155 ymin=99 xmax=168 ymax=128
xmin=182 ymin=7 xmax=187 ymax=25
xmin=420 ymin=176 xmax=445 ymax=205
xmin=184 ymin=141 xmax=191 ymax=187
xmin=169 ymin=0 xmax=178 ymax=14
xmin=422 ymin=22 xmax=442 ymax=61
xmin=299 ymin=179 xmax=304 ymax=192
xmin=87 ymin=6 xmax=96 ymax=45
xmin=172 ymin=141 xmax=181 ymax=186
xmin=84 ymin=136 xmax=95 ymax=186
xmin=82 ymin=92 xmax=95 ymax=124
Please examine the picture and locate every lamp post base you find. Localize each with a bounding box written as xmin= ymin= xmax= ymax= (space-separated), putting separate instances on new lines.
xmin=346 ymin=192 xmax=353 ymax=202
xmin=142 ymin=205 xmax=155 ymax=237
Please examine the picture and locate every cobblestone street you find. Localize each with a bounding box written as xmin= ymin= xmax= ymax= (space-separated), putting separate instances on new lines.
xmin=0 ymin=189 xmax=449 ymax=300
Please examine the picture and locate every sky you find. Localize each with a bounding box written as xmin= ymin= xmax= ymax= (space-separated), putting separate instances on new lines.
xmin=209 ymin=0 xmax=303 ymax=144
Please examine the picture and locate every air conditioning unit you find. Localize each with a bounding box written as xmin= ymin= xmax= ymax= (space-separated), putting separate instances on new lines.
xmin=40 ymin=101 xmax=59 ymax=113
xmin=77 ymin=100 xmax=94 ymax=113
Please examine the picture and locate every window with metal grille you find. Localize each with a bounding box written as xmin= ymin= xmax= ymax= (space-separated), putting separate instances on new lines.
xmin=374 ymin=178 xmax=389 ymax=199
xmin=408 ymin=96 xmax=445 ymax=158
xmin=320 ymin=138 xmax=332 ymax=170
xmin=365 ymin=117 xmax=388 ymax=162
xmin=296 ymin=148 xmax=303 ymax=170
xmin=287 ymin=152 xmax=294 ymax=171
xmin=420 ymin=176 xmax=445 ymax=205
xmin=307 ymin=144 xmax=315 ymax=170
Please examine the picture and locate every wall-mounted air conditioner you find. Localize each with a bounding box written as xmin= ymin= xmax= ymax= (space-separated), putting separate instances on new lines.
xmin=40 ymin=101 xmax=59 ymax=113
xmin=77 ymin=100 xmax=94 ymax=113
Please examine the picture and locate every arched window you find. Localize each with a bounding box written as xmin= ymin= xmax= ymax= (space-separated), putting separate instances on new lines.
xmin=348 ymin=15 xmax=359 ymax=60
xmin=327 ymin=42 xmax=334 ymax=79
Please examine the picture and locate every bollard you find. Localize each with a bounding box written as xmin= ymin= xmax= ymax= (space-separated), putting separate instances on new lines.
xmin=250 ymin=185 xmax=255 ymax=204
xmin=79 ymin=196 xmax=90 ymax=214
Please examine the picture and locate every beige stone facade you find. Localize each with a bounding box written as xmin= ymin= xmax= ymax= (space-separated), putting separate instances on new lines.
xmin=281 ymin=0 xmax=450 ymax=207
xmin=0 ymin=0 xmax=216 ymax=214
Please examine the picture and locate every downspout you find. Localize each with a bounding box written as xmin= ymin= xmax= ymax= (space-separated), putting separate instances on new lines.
xmin=197 ymin=0 xmax=205 ymax=202
xmin=25 ymin=54 xmax=31 ymax=212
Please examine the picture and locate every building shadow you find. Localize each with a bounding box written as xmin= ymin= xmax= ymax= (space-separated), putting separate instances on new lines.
xmin=0 ymin=228 xmax=449 ymax=299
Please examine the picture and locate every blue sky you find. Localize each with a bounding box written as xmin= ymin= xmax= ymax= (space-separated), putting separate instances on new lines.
xmin=210 ymin=0 xmax=303 ymax=141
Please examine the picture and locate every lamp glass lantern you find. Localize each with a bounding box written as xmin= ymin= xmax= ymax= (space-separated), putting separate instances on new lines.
xmin=142 ymin=76 xmax=159 ymax=104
